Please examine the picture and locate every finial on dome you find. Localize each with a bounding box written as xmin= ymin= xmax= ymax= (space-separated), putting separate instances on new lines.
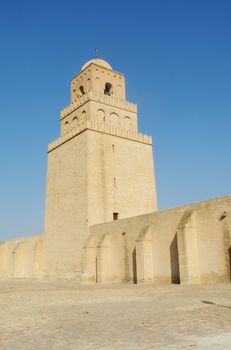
xmin=95 ymin=48 xmax=99 ymax=58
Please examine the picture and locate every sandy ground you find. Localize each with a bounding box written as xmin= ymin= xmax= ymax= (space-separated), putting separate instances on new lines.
xmin=0 ymin=281 xmax=231 ymax=349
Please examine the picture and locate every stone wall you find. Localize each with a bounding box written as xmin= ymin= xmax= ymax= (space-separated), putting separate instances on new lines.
xmin=44 ymin=125 xmax=157 ymax=279
xmin=0 ymin=235 xmax=44 ymax=279
xmin=0 ymin=196 xmax=230 ymax=283
xmin=83 ymin=196 xmax=231 ymax=284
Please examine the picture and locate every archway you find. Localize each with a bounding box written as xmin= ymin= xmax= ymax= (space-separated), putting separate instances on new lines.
xmin=170 ymin=233 xmax=180 ymax=284
xmin=132 ymin=248 xmax=137 ymax=284
xmin=104 ymin=82 xmax=113 ymax=96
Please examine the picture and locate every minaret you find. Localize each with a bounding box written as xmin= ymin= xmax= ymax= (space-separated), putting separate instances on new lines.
xmin=44 ymin=58 xmax=158 ymax=279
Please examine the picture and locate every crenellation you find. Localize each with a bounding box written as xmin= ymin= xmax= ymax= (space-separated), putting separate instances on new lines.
xmin=60 ymin=91 xmax=137 ymax=120
xmin=48 ymin=120 xmax=152 ymax=153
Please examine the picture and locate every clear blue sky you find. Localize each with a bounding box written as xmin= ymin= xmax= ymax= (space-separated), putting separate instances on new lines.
xmin=0 ymin=0 xmax=230 ymax=240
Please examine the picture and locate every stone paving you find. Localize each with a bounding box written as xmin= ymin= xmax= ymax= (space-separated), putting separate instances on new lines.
xmin=0 ymin=281 xmax=231 ymax=349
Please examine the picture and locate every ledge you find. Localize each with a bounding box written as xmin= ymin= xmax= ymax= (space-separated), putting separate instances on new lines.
xmin=60 ymin=91 xmax=137 ymax=120
xmin=48 ymin=121 xmax=152 ymax=152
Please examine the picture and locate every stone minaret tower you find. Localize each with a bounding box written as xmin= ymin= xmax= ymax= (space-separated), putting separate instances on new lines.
xmin=44 ymin=58 xmax=158 ymax=279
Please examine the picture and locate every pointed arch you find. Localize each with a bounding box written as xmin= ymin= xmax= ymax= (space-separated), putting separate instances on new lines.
xmin=110 ymin=113 xmax=120 ymax=128
xmin=124 ymin=116 xmax=132 ymax=129
xmin=97 ymin=109 xmax=106 ymax=123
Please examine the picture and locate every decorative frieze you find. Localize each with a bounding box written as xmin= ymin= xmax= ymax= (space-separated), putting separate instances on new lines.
xmin=60 ymin=91 xmax=137 ymax=120
xmin=48 ymin=120 xmax=152 ymax=152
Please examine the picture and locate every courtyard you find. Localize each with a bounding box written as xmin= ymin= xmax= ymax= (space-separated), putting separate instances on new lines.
xmin=0 ymin=281 xmax=231 ymax=349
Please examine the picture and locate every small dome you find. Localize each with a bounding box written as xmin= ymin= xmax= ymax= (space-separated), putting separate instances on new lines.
xmin=81 ymin=58 xmax=112 ymax=71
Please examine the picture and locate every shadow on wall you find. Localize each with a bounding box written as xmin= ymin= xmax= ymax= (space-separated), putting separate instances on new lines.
xmin=132 ymin=248 xmax=137 ymax=284
xmin=170 ymin=233 xmax=180 ymax=284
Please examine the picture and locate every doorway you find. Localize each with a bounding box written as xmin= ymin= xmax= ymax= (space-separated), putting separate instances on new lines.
xmin=132 ymin=247 xmax=137 ymax=284
xmin=170 ymin=233 xmax=180 ymax=284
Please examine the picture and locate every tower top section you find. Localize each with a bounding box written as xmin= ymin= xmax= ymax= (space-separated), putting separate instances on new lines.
xmin=71 ymin=58 xmax=125 ymax=102
xmin=81 ymin=58 xmax=112 ymax=71
xmin=58 ymin=57 xmax=147 ymax=140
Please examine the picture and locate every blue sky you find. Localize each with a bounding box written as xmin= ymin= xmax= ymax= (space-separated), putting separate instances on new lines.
xmin=0 ymin=0 xmax=230 ymax=240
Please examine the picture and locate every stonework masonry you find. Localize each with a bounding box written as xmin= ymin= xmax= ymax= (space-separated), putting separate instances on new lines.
xmin=83 ymin=196 xmax=231 ymax=284
xmin=42 ymin=58 xmax=158 ymax=279
xmin=0 ymin=58 xmax=230 ymax=284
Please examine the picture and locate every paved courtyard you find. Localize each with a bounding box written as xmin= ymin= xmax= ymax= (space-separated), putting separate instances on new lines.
xmin=0 ymin=281 xmax=231 ymax=349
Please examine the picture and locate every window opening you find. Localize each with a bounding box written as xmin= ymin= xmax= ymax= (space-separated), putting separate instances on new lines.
xmin=104 ymin=82 xmax=113 ymax=96
xmin=113 ymin=213 xmax=119 ymax=220
xmin=79 ymin=86 xmax=85 ymax=95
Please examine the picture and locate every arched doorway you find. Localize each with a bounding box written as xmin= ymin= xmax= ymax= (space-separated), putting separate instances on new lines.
xmin=170 ymin=233 xmax=180 ymax=284
xmin=132 ymin=247 xmax=137 ymax=284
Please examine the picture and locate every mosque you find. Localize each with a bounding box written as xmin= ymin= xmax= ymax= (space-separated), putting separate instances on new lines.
xmin=0 ymin=58 xmax=230 ymax=284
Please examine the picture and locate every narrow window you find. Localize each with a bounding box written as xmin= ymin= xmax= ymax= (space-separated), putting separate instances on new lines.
xmin=113 ymin=213 xmax=119 ymax=220
xmin=72 ymin=117 xmax=78 ymax=127
xmin=114 ymin=177 xmax=116 ymax=188
xmin=112 ymin=144 xmax=115 ymax=152
xmin=104 ymin=82 xmax=113 ymax=96
xmin=79 ymin=85 xmax=85 ymax=95
xmin=64 ymin=121 xmax=69 ymax=134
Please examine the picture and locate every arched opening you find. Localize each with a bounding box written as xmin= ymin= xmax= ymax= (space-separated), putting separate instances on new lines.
xmin=110 ymin=113 xmax=120 ymax=127
xmin=104 ymin=82 xmax=113 ymax=96
xmin=79 ymin=85 xmax=85 ymax=95
xmin=72 ymin=117 xmax=78 ymax=127
xmin=96 ymin=234 xmax=112 ymax=283
xmin=81 ymin=110 xmax=87 ymax=122
xmin=124 ymin=116 xmax=132 ymax=129
xmin=64 ymin=121 xmax=69 ymax=133
xmin=132 ymin=247 xmax=137 ymax=284
xmin=97 ymin=109 xmax=105 ymax=123
xmin=170 ymin=233 xmax=180 ymax=284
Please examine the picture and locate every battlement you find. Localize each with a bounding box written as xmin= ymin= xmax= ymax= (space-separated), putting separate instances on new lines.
xmin=48 ymin=120 xmax=152 ymax=152
xmin=60 ymin=91 xmax=137 ymax=120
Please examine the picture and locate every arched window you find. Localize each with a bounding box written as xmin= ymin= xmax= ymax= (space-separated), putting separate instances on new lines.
xmin=124 ymin=116 xmax=132 ymax=129
xmin=104 ymin=82 xmax=113 ymax=96
xmin=64 ymin=121 xmax=69 ymax=133
xmin=97 ymin=109 xmax=105 ymax=123
xmin=72 ymin=117 xmax=78 ymax=127
xmin=110 ymin=113 xmax=120 ymax=127
xmin=81 ymin=110 xmax=87 ymax=122
xmin=79 ymin=86 xmax=85 ymax=95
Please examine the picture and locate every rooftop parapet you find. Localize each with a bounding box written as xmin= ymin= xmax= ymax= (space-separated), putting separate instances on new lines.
xmin=48 ymin=120 xmax=152 ymax=152
xmin=60 ymin=91 xmax=137 ymax=120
